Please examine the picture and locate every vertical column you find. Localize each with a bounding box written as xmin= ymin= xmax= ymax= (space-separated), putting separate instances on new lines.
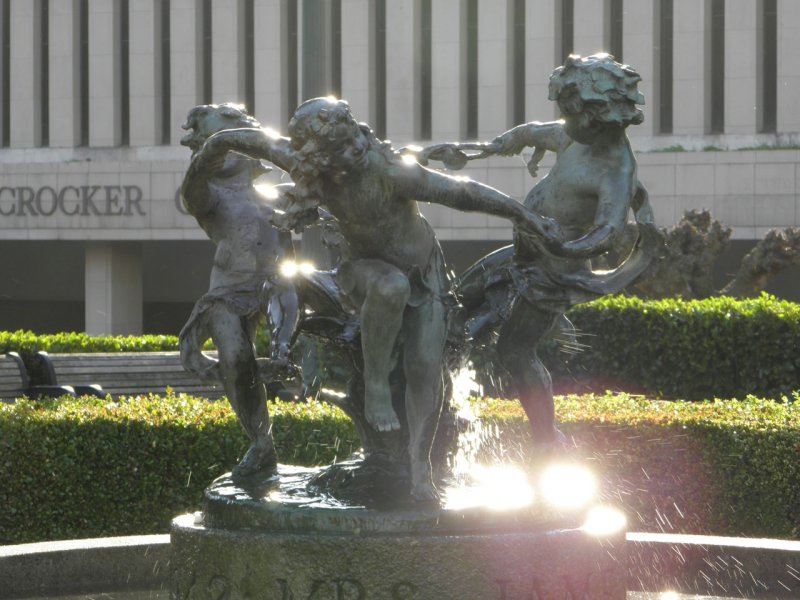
xmin=671 ymin=0 xmax=707 ymax=135
xmin=170 ymin=0 xmax=199 ymax=144
xmin=9 ymin=0 xmax=39 ymax=147
xmin=525 ymin=0 xmax=557 ymax=121
xmin=211 ymin=0 xmax=244 ymax=103
xmin=431 ymin=0 xmax=464 ymax=140
xmin=476 ymin=0 xmax=509 ymax=139
xmin=49 ymin=0 xmax=80 ymax=147
xmin=385 ymin=0 xmax=418 ymax=143
xmin=340 ymin=0 xmax=371 ymax=121
xmin=572 ymin=0 xmax=606 ymax=55
xmin=622 ymin=0 xmax=656 ymax=138
xmin=129 ymin=0 xmax=159 ymax=145
xmin=299 ymin=0 xmax=332 ymax=267
xmin=301 ymin=0 xmax=332 ymax=99
xmin=777 ymin=0 xmax=800 ymax=132
xmin=724 ymin=0 xmax=757 ymax=134
xmin=253 ymin=0 xmax=286 ymax=128
xmin=88 ymin=0 xmax=121 ymax=147
xmin=85 ymin=242 xmax=143 ymax=335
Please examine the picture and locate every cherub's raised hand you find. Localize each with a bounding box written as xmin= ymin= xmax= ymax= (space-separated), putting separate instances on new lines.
xmin=192 ymin=131 xmax=234 ymax=173
xmin=516 ymin=207 xmax=563 ymax=244
xmin=489 ymin=124 xmax=531 ymax=157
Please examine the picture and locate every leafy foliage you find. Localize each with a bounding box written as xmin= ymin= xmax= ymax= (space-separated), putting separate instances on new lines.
xmin=2 ymin=392 xmax=798 ymax=543
xmin=3 ymin=294 xmax=799 ymax=398
xmin=477 ymin=393 xmax=800 ymax=539
xmin=0 ymin=393 xmax=356 ymax=544
xmin=546 ymin=294 xmax=800 ymax=400
xmin=0 ymin=330 xmax=272 ymax=384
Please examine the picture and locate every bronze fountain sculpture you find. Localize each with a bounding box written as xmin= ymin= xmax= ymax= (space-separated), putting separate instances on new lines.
xmin=171 ymin=54 xmax=661 ymax=599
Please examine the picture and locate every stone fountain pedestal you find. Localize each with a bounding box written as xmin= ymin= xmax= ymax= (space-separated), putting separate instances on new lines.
xmin=170 ymin=466 xmax=626 ymax=599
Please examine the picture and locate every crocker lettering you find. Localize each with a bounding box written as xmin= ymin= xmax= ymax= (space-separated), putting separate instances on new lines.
xmin=0 ymin=185 xmax=147 ymax=217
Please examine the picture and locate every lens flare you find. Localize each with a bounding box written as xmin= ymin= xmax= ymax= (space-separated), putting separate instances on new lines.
xmin=582 ymin=505 xmax=627 ymax=537
xmin=263 ymin=127 xmax=281 ymax=140
xmin=279 ymin=260 xmax=315 ymax=279
xmin=401 ymin=154 xmax=418 ymax=165
xmin=444 ymin=465 xmax=534 ymax=511
xmin=539 ymin=464 xmax=596 ymax=509
xmin=254 ymin=183 xmax=280 ymax=200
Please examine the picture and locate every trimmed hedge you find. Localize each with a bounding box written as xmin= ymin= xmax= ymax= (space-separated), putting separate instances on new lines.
xmin=0 ymin=330 xmax=272 ymax=384
xmin=1 ymin=393 xmax=798 ymax=544
xmin=0 ymin=393 xmax=357 ymax=544
xmin=0 ymin=330 xmax=181 ymax=361
xmin=547 ymin=294 xmax=800 ymax=400
xmin=4 ymin=294 xmax=800 ymax=399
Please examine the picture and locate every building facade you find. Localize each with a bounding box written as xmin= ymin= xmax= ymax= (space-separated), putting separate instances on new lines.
xmin=1 ymin=0 xmax=799 ymax=335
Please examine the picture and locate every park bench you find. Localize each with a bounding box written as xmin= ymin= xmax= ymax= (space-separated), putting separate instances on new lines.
xmin=0 ymin=352 xmax=75 ymax=403
xmin=36 ymin=351 xmax=226 ymax=400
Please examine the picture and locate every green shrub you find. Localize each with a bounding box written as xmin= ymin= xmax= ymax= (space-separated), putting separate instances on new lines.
xmin=1 ymin=393 xmax=798 ymax=544
xmin=478 ymin=393 xmax=800 ymax=538
xmin=0 ymin=331 xmax=182 ymax=383
xmin=0 ymin=393 xmax=357 ymax=544
xmin=546 ymin=294 xmax=800 ymax=400
xmin=0 ymin=330 xmax=272 ymax=384
xmin=3 ymin=294 xmax=800 ymax=399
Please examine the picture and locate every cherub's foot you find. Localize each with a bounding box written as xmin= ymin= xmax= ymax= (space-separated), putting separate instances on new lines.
xmin=531 ymin=428 xmax=570 ymax=462
xmin=232 ymin=444 xmax=278 ymax=479
xmin=365 ymin=401 xmax=401 ymax=432
xmin=411 ymin=480 xmax=440 ymax=503
xmin=364 ymin=385 xmax=401 ymax=432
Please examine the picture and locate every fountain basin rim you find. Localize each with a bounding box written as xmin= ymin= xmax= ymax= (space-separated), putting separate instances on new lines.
xmin=203 ymin=467 xmax=583 ymax=535
xmin=2 ymin=532 xmax=799 ymax=599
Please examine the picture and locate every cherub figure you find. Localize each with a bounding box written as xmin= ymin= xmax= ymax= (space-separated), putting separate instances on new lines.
xmin=191 ymin=97 xmax=561 ymax=500
xmin=178 ymin=103 xmax=299 ymax=478
xmin=450 ymin=54 xmax=662 ymax=451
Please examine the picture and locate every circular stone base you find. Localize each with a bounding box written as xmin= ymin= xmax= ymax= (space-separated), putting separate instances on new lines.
xmin=171 ymin=467 xmax=627 ymax=599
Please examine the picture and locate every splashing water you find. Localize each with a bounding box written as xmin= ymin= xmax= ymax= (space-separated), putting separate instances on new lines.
xmin=448 ymin=366 xmax=484 ymax=481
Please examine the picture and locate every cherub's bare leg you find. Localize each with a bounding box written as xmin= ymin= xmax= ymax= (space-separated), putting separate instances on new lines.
xmin=267 ymin=281 xmax=299 ymax=361
xmin=403 ymin=300 xmax=447 ymax=501
xmin=207 ymin=305 xmax=277 ymax=477
xmin=354 ymin=261 xmax=410 ymax=432
xmin=496 ymin=300 xmax=565 ymax=449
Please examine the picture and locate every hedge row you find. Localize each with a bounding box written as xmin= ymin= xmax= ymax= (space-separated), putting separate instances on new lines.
xmin=3 ymin=293 xmax=800 ymax=399
xmin=545 ymin=293 xmax=800 ymax=400
xmin=1 ymin=392 xmax=798 ymax=544
xmin=0 ymin=393 xmax=357 ymax=544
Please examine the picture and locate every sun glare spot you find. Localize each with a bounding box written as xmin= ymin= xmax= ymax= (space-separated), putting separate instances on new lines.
xmin=254 ymin=183 xmax=279 ymax=200
xmin=444 ymin=465 xmax=534 ymax=511
xmin=279 ymin=260 xmax=316 ymax=279
xmin=401 ymin=154 xmax=418 ymax=166
xmin=657 ymin=592 xmax=680 ymax=600
xmin=262 ymin=127 xmax=281 ymax=140
xmin=539 ymin=464 xmax=596 ymax=509
xmin=582 ymin=505 xmax=627 ymax=537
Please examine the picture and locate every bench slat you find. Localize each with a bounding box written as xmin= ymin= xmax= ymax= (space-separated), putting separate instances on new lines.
xmin=40 ymin=351 xmax=228 ymax=399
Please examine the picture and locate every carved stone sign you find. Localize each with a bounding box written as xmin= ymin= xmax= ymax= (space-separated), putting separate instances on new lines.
xmin=0 ymin=185 xmax=145 ymax=217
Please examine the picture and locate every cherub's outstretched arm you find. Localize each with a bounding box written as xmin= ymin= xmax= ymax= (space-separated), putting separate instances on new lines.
xmin=412 ymin=121 xmax=568 ymax=176
xmin=392 ymin=160 xmax=563 ymax=244
xmin=196 ymin=127 xmax=296 ymax=173
xmin=549 ymin=175 xmax=634 ymax=259
xmin=489 ymin=120 xmax=569 ymax=156
xmin=181 ymin=128 xmax=296 ymax=217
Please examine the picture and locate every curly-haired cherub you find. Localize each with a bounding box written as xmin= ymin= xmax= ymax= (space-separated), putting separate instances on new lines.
xmin=440 ymin=54 xmax=663 ymax=453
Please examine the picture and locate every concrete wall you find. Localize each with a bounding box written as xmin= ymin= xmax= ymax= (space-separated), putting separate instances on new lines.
xmin=1 ymin=0 xmax=799 ymax=333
